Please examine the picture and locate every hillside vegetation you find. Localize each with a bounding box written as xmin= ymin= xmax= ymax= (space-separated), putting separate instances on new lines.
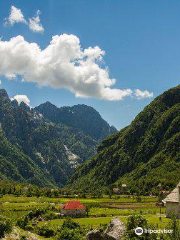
xmin=0 ymin=89 xmax=115 ymax=187
xmin=70 ymin=85 xmax=180 ymax=194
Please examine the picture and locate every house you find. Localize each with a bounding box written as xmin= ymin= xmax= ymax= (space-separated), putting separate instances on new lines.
xmin=61 ymin=200 xmax=86 ymax=216
xmin=164 ymin=182 xmax=180 ymax=218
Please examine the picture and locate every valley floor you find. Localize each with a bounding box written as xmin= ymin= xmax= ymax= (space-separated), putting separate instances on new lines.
xmin=0 ymin=194 xmax=172 ymax=239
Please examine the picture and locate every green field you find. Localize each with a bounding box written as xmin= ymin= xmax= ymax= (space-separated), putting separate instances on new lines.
xmin=0 ymin=194 xmax=172 ymax=239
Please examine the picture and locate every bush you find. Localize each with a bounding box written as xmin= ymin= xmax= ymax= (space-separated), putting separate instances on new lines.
xmin=56 ymin=218 xmax=84 ymax=240
xmin=56 ymin=228 xmax=83 ymax=240
xmin=28 ymin=209 xmax=46 ymax=220
xmin=0 ymin=215 xmax=12 ymax=238
xmin=61 ymin=218 xmax=80 ymax=230
xmin=17 ymin=209 xmax=46 ymax=230
xmin=25 ymin=224 xmax=34 ymax=231
xmin=125 ymin=215 xmax=158 ymax=240
xmin=165 ymin=216 xmax=180 ymax=240
xmin=38 ymin=225 xmax=55 ymax=237
xmin=17 ymin=216 xmax=29 ymax=229
xmin=44 ymin=212 xmax=62 ymax=220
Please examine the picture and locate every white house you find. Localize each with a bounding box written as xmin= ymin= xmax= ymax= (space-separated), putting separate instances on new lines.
xmin=164 ymin=182 xmax=180 ymax=218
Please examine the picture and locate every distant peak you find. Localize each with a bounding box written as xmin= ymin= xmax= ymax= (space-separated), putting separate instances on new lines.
xmin=44 ymin=101 xmax=52 ymax=105
xmin=19 ymin=101 xmax=30 ymax=112
xmin=34 ymin=101 xmax=58 ymax=113
xmin=42 ymin=101 xmax=56 ymax=107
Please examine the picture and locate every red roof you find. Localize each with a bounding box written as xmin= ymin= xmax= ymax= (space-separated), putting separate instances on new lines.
xmin=62 ymin=200 xmax=86 ymax=210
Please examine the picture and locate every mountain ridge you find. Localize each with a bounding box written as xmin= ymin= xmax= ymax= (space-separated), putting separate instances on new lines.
xmin=0 ymin=89 xmax=116 ymax=187
xmin=35 ymin=102 xmax=117 ymax=141
xmin=69 ymin=85 xmax=180 ymax=194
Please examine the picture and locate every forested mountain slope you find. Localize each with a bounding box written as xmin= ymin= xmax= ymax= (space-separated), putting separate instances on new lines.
xmin=0 ymin=89 xmax=115 ymax=187
xmin=0 ymin=126 xmax=54 ymax=187
xmin=70 ymin=85 xmax=180 ymax=194
xmin=0 ymin=89 xmax=72 ymax=187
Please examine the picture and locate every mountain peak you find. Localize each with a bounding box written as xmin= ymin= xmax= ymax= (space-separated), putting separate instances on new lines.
xmin=19 ymin=101 xmax=30 ymax=112
xmin=44 ymin=101 xmax=56 ymax=107
xmin=35 ymin=102 xmax=117 ymax=141
xmin=36 ymin=101 xmax=57 ymax=110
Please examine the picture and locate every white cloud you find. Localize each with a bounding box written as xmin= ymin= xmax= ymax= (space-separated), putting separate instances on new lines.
xmin=134 ymin=89 xmax=153 ymax=99
xmin=5 ymin=73 xmax=17 ymax=80
xmin=29 ymin=10 xmax=44 ymax=33
xmin=4 ymin=6 xmax=44 ymax=33
xmin=11 ymin=94 xmax=30 ymax=106
xmin=0 ymin=34 xmax=153 ymax=101
xmin=4 ymin=6 xmax=27 ymax=26
xmin=0 ymin=80 xmax=1 ymax=85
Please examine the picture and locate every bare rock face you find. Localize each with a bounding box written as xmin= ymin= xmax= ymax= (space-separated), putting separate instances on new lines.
xmin=104 ymin=217 xmax=125 ymax=240
xmin=86 ymin=217 xmax=125 ymax=240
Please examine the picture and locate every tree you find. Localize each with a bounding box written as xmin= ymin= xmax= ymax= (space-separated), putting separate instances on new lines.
xmin=56 ymin=218 xmax=84 ymax=240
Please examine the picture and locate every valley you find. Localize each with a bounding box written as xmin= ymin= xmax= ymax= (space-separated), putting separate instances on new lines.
xmin=0 ymin=192 xmax=170 ymax=240
xmin=1 ymin=86 xmax=180 ymax=239
xmin=0 ymin=1 xmax=180 ymax=239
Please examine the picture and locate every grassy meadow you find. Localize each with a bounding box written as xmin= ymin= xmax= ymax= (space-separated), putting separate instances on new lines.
xmin=0 ymin=193 xmax=171 ymax=239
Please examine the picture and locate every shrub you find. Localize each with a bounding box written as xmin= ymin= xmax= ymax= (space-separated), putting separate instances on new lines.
xmin=44 ymin=212 xmax=62 ymax=220
xmin=125 ymin=215 xmax=158 ymax=240
xmin=61 ymin=218 xmax=80 ymax=230
xmin=17 ymin=209 xmax=46 ymax=230
xmin=56 ymin=218 xmax=84 ymax=240
xmin=17 ymin=216 xmax=29 ymax=229
xmin=25 ymin=224 xmax=34 ymax=231
xmin=56 ymin=228 xmax=83 ymax=240
xmin=38 ymin=225 xmax=55 ymax=237
xmin=0 ymin=215 xmax=12 ymax=238
xmin=165 ymin=216 xmax=180 ymax=240
xmin=28 ymin=209 xmax=46 ymax=220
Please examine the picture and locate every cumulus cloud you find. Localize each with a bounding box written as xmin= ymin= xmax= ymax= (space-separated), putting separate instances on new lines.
xmin=0 ymin=34 xmax=153 ymax=101
xmin=134 ymin=89 xmax=153 ymax=99
xmin=11 ymin=95 xmax=30 ymax=106
xmin=4 ymin=6 xmax=44 ymax=33
xmin=29 ymin=10 xmax=44 ymax=33
xmin=4 ymin=6 xmax=27 ymax=26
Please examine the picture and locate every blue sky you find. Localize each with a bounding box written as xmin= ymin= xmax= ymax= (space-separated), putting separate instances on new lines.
xmin=0 ymin=0 xmax=180 ymax=129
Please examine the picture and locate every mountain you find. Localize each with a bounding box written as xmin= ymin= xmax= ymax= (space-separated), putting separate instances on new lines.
xmin=69 ymin=85 xmax=180 ymax=194
xmin=35 ymin=102 xmax=117 ymax=141
xmin=0 ymin=89 xmax=75 ymax=187
xmin=0 ymin=126 xmax=54 ymax=187
xmin=0 ymin=89 xmax=115 ymax=187
xmin=35 ymin=102 xmax=117 ymax=163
